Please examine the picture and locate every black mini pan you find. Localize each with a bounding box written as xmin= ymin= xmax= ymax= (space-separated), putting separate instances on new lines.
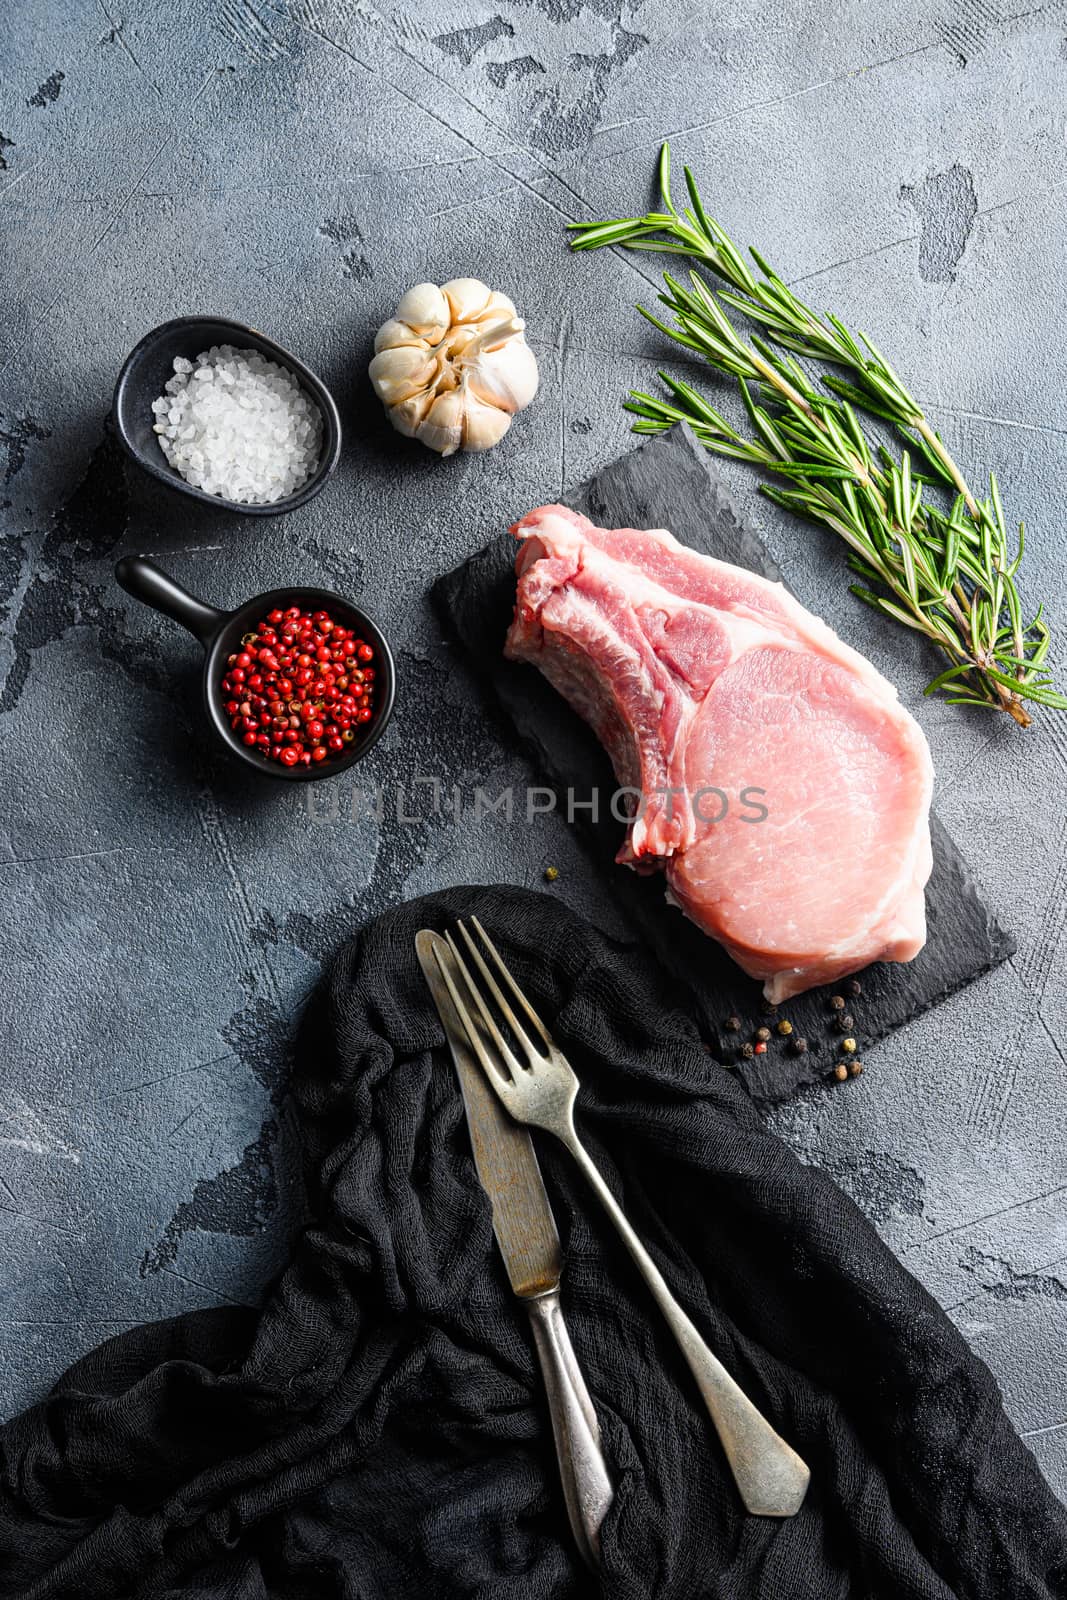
xmin=115 ymin=556 xmax=395 ymax=781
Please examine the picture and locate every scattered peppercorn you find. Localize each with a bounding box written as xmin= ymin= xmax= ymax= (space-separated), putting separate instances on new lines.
xmin=741 ymin=1042 xmax=755 ymax=1059
xmin=789 ymin=1037 xmax=808 ymax=1055
xmin=834 ymin=1012 xmax=855 ymax=1034
xmin=755 ymin=1026 xmax=771 ymax=1042
xmin=775 ymin=1019 xmax=793 ymax=1037
xmin=219 ymin=604 xmax=376 ymax=770
xmin=841 ymin=1037 xmax=857 ymax=1054
xmin=829 ymin=994 xmax=846 ymax=1011
xmin=724 ymin=1015 xmax=742 ymax=1032
xmin=833 ymin=1063 xmax=849 ymax=1082
xmin=847 ymin=978 xmax=863 ymax=997
xmin=753 ymin=1041 xmax=768 ymax=1055
xmin=544 ymin=866 xmax=560 ymax=882
xmin=849 ymin=1061 xmax=864 ymax=1077
xmin=760 ymin=997 xmax=778 ymax=1015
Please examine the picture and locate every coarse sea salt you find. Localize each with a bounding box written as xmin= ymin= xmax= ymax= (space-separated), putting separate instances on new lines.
xmin=151 ymin=345 xmax=323 ymax=505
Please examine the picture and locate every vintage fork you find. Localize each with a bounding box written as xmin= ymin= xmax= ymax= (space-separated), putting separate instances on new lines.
xmin=438 ymin=916 xmax=811 ymax=1519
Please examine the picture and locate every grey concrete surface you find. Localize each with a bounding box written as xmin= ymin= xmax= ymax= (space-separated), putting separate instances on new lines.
xmin=1 ymin=0 xmax=1065 ymax=1500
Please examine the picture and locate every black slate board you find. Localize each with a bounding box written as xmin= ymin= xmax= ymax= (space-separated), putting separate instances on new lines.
xmin=434 ymin=425 xmax=1015 ymax=1102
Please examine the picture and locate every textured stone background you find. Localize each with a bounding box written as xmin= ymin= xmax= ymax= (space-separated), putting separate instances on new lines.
xmin=1 ymin=0 xmax=1065 ymax=1499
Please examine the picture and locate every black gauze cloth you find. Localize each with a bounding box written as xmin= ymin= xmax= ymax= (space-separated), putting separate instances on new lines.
xmin=1 ymin=886 xmax=1064 ymax=1599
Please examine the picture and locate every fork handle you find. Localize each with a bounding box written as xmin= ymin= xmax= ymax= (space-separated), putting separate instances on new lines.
xmin=560 ymin=1128 xmax=810 ymax=1518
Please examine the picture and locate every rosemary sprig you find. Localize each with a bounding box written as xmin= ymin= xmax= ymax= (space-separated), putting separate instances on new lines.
xmin=569 ymin=144 xmax=1064 ymax=725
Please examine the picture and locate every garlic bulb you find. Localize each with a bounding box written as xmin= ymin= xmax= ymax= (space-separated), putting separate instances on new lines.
xmin=369 ymin=278 xmax=539 ymax=456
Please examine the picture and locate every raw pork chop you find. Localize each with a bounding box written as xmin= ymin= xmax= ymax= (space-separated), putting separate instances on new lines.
xmin=505 ymin=504 xmax=934 ymax=1002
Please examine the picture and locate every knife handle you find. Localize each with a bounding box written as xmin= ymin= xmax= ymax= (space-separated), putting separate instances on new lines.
xmin=526 ymin=1290 xmax=613 ymax=1568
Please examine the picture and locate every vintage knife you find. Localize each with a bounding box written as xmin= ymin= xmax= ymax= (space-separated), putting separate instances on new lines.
xmin=415 ymin=929 xmax=613 ymax=1568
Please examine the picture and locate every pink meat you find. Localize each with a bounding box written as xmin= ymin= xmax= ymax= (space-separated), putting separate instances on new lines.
xmin=505 ymin=504 xmax=934 ymax=1002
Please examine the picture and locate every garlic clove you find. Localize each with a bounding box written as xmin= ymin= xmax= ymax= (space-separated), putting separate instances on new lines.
xmin=467 ymin=338 xmax=540 ymax=413
xmin=483 ymin=289 xmax=519 ymax=322
xmin=415 ymin=388 xmax=516 ymax=456
xmin=394 ymin=282 xmax=450 ymax=340
xmin=415 ymin=388 xmax=467 ymax=457
xmin=389 ymin=389 xmax=436 ymax=438
xmin=459 ymin=393 xmax=514 ymax=452
xmin=374 ymin=317 xmax=429 ymax=354
xmin=368 ymin=345 xmax=438 ymax=405
xmin=441 ymin=277 xmax=494 ymax=323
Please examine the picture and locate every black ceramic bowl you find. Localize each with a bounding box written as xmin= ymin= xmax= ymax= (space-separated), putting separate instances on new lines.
xmin=112 ymin=317 xmax=342 ymax=516
xmin=115 ymin=556 xmax=395 ymax=781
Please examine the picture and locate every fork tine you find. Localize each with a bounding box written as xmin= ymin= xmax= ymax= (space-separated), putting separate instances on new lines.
xmin=443 ymin=931 xmax=526 ymax=1081
xmin=455 ymin=920 xmax=543 ymax=1067
xmin=432 ymin=938 xmax=519 ymax=1088
xmin=468 ymin=915 xmax=553 ymax=1050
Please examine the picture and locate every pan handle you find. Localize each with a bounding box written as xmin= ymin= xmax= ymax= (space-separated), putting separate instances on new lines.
xmin=115 ymin=555 xmax=227 ymax=648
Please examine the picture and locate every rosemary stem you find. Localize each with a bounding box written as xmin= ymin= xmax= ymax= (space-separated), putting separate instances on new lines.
xmin=748 ymin=349 xmax=811 ymax=416
xmin=912 ymin=417 xmax=982 ymax=522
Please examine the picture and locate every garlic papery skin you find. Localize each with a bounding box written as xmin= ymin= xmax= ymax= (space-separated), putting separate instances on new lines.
xmin=369 ymin=278 xmax=539 ymax=456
